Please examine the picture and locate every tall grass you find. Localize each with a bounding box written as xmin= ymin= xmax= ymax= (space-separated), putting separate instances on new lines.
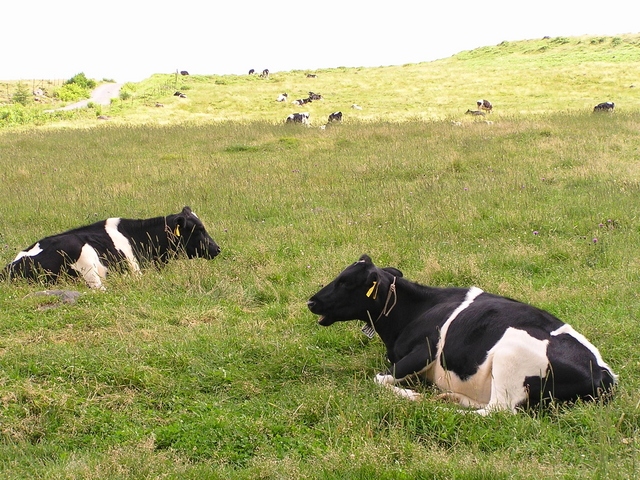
xmin=0 ymin=36 xmax=639 ymax=479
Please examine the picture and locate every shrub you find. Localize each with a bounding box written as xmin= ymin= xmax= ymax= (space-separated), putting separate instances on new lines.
xmin=65 ymin=72 xmax=96 ymax=90
xmin=54 ymin=83 xmax=90 ymax=102
xmin=11 ymin=83 xmax=31 ymax=106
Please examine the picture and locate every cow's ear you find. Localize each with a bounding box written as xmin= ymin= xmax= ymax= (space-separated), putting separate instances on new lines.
xmin=182 ymin=206 xmax=192 ymax=215
xmin=358 ymin=254 xmax=373 ymax=264
xmin=176 ymin=212 xmax=188 ymax=230
xmin=383 ymin=267 xmax=403 ymax=278
xmin=365 ymin=270 xmax=380 ymax=299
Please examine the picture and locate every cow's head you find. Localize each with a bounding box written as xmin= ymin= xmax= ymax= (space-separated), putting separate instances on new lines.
xmin=171 ymin=206 xmax=221 ymax=259
xmin=307 ymin=254 xmax=403 ymax=326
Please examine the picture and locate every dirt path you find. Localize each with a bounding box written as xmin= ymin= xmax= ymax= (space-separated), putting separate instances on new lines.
xmin=52 ymin=83 xmax=123 ymax=111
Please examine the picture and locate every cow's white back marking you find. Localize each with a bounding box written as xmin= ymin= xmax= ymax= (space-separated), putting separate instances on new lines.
xmin=551 ymin=324 xmax=618 ymax=381
xmin=71 ymin=244 xmax=107 ymax=290
xmin=13 ymin=242 xmax=43 ymax=262
xmin=436 ymin=286 xmax=484 ymax=357
xmin=104 ymin=218 xmax=140 ymax=273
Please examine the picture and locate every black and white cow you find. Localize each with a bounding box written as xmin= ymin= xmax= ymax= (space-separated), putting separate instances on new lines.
xmin=328 ymin=111 xmax=343 ymax=123
xmin=477 ymin=99 xmax=492 ymax=112
xmin=286 ymin=112 xmax=310 ymax=124
xmin=308 ymin=92 xmax=323 ymax=101
xmin=465 ymin=109 xmax=485 ymax=116
xmin=307 ymin=255 xmax=617 ymax=414
xmin=276 ymin=93 xmax=288 ymax=102
xmin=594 ymin=102 xmax=615 ymax=112
xmin=292 ymin=97 xmax=312 ymax=106
xmin=3 ymin=207 xmax=220 ymax=290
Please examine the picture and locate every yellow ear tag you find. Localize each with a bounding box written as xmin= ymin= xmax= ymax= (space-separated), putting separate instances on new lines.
xmin=174 ymin=225 xmax=181 ymax=237
xmin=366 ymin=281 xmax=378 ymax=299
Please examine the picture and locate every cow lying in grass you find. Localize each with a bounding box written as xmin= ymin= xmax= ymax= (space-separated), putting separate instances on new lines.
xmin=4 ymin=206 xmax=220 ymax=290
xmin=307 ymin=255 xmax=617 ymax=414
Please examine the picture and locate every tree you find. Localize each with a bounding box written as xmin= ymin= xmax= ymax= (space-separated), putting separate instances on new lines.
xmin=11 ymin=83 xmax=30 ymax=106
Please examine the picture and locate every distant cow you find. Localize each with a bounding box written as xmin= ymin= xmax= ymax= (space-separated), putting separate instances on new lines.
xmin=308 ymin=92 xmax=323 ymax=101
xmin=328 ymin=111 xmax=342 ymax=123
xmin=249 ymin=69 xmax=255 ymax=75
xmin=307 ymin=255 xmax=617 ymax=414
xmin=594 ymin=102 xmax=615 ymax=112
xmin=3 ymin=207 xmax=220 ymax=290
xmin=351 ymin=104 xmax=362 ymax=110
xmin=260 ymin=69 xmax=269 ymax=78
xmin=276 ymin=93 xmax=288 ymax=102
xmin=477 ymin=99 xmax=492 ymax=112
xmin=292 ymin=97 xmax=312 ymax=106
xmin=306 ymin=74 xmax=317 ymax=78
xmin=286 ymin=112 xmax=310 ymax=125
xmin=174 ymin=91 xmax=187 ymax=98
xmin=180 ymin=70 xmax=189 ymax=76
xmin=466 ymin=109 xmax=485 ymax=116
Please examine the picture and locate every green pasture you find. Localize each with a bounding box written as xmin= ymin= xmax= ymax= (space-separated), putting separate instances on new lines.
xmin=0 ymin=35 xmax=639 ymax=479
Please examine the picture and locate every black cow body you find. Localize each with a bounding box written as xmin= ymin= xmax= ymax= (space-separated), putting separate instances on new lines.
xmin=4 ymin=207 xmax=220 ymax=290
xmin=286 ymin=112 xmax=310 ymax=124
xmin=477 ymin=99 xmax=492 ymax=112
xmin=307 ymin=255 xmax=617 ymax=414
xmin=328 ymin=111 xmax=343 ymax=123
xmin=292 ymin=97 xmax=312 ymax=106
xmin=594 ymin=102 xmax=615 ymax=112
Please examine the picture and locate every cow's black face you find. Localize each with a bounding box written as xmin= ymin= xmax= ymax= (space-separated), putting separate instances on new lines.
xmin=176 ymin=207 xmax=221 ymax=259
xmin=307 ymin=254 xmax=401 ymax=326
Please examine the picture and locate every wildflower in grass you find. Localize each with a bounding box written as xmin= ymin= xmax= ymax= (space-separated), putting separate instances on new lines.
xmin=593 ymin=238 xmax=598 ymax=243
xmin=533 ymin=231 xmax=539 ymax=235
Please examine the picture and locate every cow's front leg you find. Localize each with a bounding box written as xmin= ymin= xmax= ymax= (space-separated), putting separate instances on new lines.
xmin=374 ymin=374 xmax=422 ymax=400
xmin=374 ymin=346 xmax=431 ymax=401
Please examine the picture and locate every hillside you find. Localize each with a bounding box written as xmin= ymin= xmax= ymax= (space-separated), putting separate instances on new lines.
xmin=2 ymin=34 xmax=639 ymax=128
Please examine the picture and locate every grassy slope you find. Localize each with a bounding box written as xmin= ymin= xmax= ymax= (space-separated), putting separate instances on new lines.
xmin=0 ymin=35 xmax=639 ymax=479
xmin=111 ymin=35 xmax=639 ymax=125
xmin=3 ymin=34 xmax=638 ymax=128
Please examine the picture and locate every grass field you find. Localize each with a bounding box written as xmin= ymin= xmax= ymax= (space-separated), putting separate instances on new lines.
xmin=0 ymin=35 xmax=639 ymax=479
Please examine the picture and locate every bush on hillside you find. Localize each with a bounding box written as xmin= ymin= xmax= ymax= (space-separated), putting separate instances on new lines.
xmin=65 ymin=72 xmax=96 ymax=90
xmin=11 ymin=83 xmax=31 ymax=106
xmin=54 ymin=83 xmax=90 ymax=102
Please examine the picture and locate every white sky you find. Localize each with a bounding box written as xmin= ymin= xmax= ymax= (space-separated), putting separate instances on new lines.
xmin=3 ymin=1 xmax=639 ymax=83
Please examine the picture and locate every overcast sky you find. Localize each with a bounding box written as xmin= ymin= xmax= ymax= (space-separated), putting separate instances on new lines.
xmin=3 ymin=1 xmax=639 ymax=83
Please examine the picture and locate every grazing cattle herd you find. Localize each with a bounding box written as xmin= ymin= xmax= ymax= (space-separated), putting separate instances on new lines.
xmin=3 ymin=68 xmax=623 ymax=416
xmin=167 ymin=68 xmax=617 ymax=128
